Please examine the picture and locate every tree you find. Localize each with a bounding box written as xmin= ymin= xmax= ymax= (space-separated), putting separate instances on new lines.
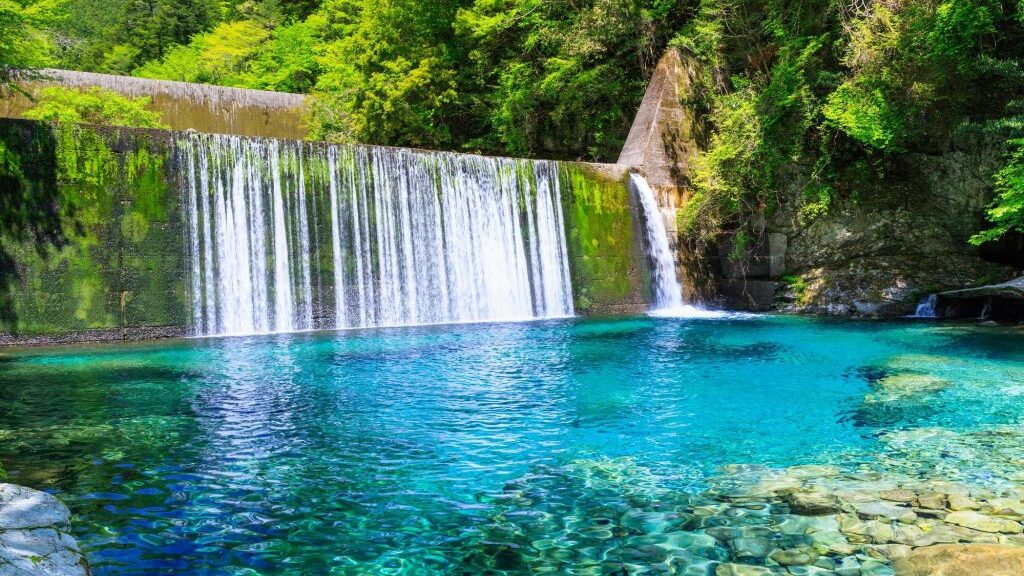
xmin=972 ymin=138 xmax=1024 ymax=245
xmin=308 ymin=0 xmax=462 ymax=148
xmin=118 ymin=0 xmax=214 ymax=65
xmin=0 ymin=0 xmax=55 ymax=91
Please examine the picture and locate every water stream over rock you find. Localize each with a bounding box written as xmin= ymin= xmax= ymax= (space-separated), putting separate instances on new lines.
xmin=630 ymin=173 xmax=685 ymax=311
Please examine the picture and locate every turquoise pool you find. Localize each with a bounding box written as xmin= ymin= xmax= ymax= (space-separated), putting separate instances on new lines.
xmin=2 ymin=316 xmax=1024 ymax=574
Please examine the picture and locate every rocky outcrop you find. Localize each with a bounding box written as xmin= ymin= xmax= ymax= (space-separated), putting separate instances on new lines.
xmin=0 ymin=484 xmax=89 ymax=575
xmin=618 ymin=48 xmax=1019 ymax=315
xmin=708 ymin=141 xmax=1017 ymax=316
xmin=936 ymin=277 xmax=1024 ymax=321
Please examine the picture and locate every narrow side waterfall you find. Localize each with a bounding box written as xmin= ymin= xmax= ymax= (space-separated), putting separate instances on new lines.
xmin=630 ymin=174 xmax=685 ymax=311
xmin=179 ymin=133 xmax=574 ymax=336
xmin=912 ymin=294 xmax=938 ymax=318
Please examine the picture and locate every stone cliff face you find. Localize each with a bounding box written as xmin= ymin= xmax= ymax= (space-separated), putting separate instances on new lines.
xmin=621 ymin=50 xmax=1019 ymax=317
xmin=716 ymin=137 xmax=1016 ymax=317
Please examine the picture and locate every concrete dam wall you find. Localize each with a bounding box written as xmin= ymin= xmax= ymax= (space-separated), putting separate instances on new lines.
xmin=0 ymin=120 xmax=649 ymax=344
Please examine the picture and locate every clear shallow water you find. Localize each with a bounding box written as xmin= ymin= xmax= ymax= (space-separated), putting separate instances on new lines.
xmin=1 ymin=316 xmax=1024 ymax=574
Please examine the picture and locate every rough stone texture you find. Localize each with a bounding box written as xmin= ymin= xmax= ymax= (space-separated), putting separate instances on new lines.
xmin=893 ymin=544 xmax=1024 ymax=575
xmin=749 ymin=142 xmax=1014 ymax=316
xmin=0 ymin=484 xmax=89 ymax=576
xmin=0 ymin=69 xmax=308 ymax=140
xmin=937 ymin=276 xmax=1024 ymax=321
xmin=680 ymin=132 xmax=1017 ymax=314
xmin=617 ymin=48 xmax=702 ymax=190
xmin=617 ymin=48 xmax=704 ymax=301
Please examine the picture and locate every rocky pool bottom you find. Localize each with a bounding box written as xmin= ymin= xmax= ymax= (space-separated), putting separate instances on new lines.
xmin=1 ymin=316 xmax=1024 ymax=575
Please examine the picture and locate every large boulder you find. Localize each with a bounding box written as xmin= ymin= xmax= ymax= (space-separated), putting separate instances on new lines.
xmin=894 ymin=544 xmax=1024 ymax=575
xmin=0 ymin=483 xmax=89 ymax=576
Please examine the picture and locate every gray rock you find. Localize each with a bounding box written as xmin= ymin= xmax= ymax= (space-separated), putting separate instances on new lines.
xmin=0 ymin=485 xmax=70 ymax=531
xmin=715 ymin=563 xmax=777 ymax=576
xmin=879 ymin=489 xmax=916 ymax=503
xmin=947 ymin=494 xmax=981 ymax=511
xmin=852 ymin=501 xmax=917 ymax=524
xmin=916 ymin=492 xmax=947 ymax=510
xmin=0 ymin=484 xmax=88 ymax=576
xmin=769 ymin=547 xmax=818 ymax=566
xmin=730 ymin=536 xmax=776 ymax=559
xmin=834 ymin=556 xmax=860 ymax=576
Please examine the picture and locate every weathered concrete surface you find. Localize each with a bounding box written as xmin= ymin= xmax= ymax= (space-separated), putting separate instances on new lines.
xmin=0 ymin=69 xmax=308 ymax=140
xmin=894 ymin=544 xmax=1024 ymax=575
xmin=617 ymin=48 xmax=705 ymax=302
xmin=617 ymin=48 xmax=703 ymax=191
xmin=0 ymin=484 xmax=89 ymax=576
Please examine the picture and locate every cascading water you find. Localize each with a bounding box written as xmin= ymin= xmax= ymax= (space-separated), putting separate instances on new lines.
xmin=630 ymin=173 xmax=685 ymax=311
xmin=629 ymin=174 xmax=734 ymax=319
xmin=179 ymin=133 xmax=574 ymax=336
xmin=912 ymin=294 xmax=939 ymax=318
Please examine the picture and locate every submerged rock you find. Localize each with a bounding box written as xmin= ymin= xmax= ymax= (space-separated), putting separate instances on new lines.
xmin=0 ymin=483 xmax=88 ymax=576
xmin=786 ymin=491 xmax=842 ymax=516
xmin=865 ymin=373 xmax=951 ymax=402
xmin=944 ymin=510 xmax=1023 ymax=534
xmin=893 ymin=543 xmax=1024 ymax=575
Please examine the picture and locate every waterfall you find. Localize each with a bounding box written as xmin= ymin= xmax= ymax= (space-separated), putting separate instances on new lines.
xmin=179 ymin=133 xmax=574 ymax=336
xmin=630 ymin=174 xmax=685 ymax=311
xmin=912 ymin=294 xmax=939 ymax=318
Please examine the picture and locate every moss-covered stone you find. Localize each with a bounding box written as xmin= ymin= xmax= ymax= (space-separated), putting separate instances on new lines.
xmin=561 ymin=163 xmax=648 ymax=315
xmin=0 ymin=120 xmax=188 ymax=336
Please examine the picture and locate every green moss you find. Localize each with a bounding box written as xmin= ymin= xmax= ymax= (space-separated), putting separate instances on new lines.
xmin=560 ymin=164 xmax=644 ymax=314
xmin=1 ymin=121 xmax=188 ymax=335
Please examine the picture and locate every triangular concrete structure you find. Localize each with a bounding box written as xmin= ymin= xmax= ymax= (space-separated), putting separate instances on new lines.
xmin=617 ymin=48 xmax=703 ymax=192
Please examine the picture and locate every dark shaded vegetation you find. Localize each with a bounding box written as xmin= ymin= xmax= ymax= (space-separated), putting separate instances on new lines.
xmin=0 ymin=122 xmax=72 ymax=332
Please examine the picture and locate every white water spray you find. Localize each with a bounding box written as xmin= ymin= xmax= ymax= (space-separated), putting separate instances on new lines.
xmin=180 ymin=134 xmax=575 ymax=336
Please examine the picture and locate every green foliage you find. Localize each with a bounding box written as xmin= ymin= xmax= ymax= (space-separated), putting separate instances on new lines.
xmin=677 ymin=0 xmax=1024 ymax=253
xmin=0 ymin=0 xmax=55 ymax=90
xmin=454 ymin=0 xmax=689 ymax=158
xmin=134 ymin=20 xmax=271 ymax=85
xmin=308 ymin=0 xmax=461 ymax=148
xmin=971 ymin=138 xmax=1024 ymax=245
xmin=822 ymin=0 xmax=999 ymax=152
xmin=23 ymin=86 xmax=169 ymax=129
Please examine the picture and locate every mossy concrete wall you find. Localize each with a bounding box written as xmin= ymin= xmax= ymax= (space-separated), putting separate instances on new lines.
xmin=0 ymin=120 xmax=647 ymax=344
xmin=0 ymin=70 xmax=308 ymax=140
xmin=561 ymin=164 xmax=649 ymax=315
xmin=0 ymin=121 xmax=189 ymax=344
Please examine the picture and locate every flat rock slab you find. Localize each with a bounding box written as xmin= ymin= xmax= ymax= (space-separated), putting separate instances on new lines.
xmin=939 ymin=277 xmax=1024 ymax=301
xmin=0 ymin=484 xmax=88 ymax=576
xmin=894 ymin=543 xmax=1024 ymax=575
